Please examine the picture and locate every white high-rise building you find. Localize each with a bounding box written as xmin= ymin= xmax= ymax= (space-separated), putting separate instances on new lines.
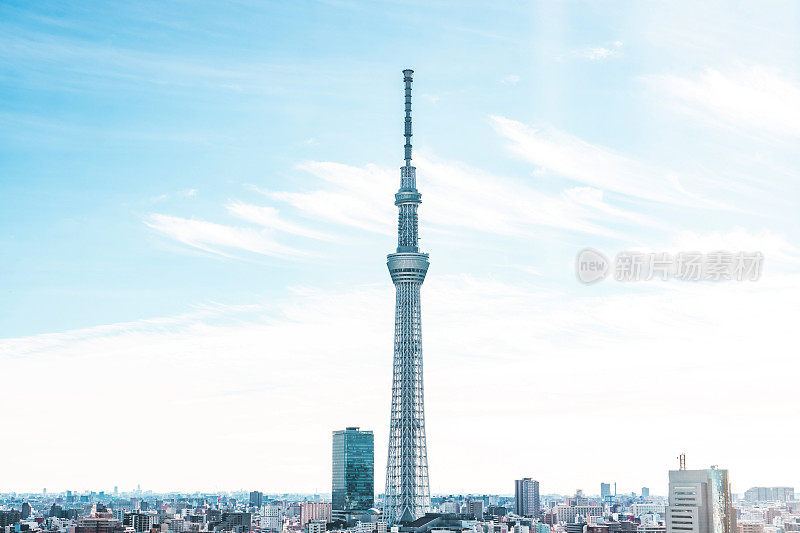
xmin=554 ymin=505 xmax=603 ymax=523
xmin=441 ymin=501 xmax=459 ymax=514
xmin=632 ymin=503 xmax=666 ymax=517
xmin=743 ymin=488 xmax=794 ymax=503
xmin=300 ymin=503 xmax=330 ymax=528
xmin=665 ymin=466 xmax=736 ymax=533
xmin=261 ymin=504 xmax=283 ymax=533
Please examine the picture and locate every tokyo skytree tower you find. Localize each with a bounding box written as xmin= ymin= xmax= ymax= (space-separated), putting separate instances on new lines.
xmin=384 ymin=69 xmax=431 ymax=525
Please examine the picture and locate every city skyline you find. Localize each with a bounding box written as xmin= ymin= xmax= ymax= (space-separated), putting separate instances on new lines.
xmin=0 ymin=465 xmax=787 ymax=500
xmin=6 ymin=471 xmax=794 ymax=533
xmin=3 ymin=0 xmax=800 ymax=497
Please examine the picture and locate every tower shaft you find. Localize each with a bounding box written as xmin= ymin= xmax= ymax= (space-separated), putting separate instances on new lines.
xmin=385 ymin=69 xmax=430 ymax=525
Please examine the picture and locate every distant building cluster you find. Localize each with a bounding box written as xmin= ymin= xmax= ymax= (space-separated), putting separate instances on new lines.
xmin=3 ymin=460 xmax=798 ymax=533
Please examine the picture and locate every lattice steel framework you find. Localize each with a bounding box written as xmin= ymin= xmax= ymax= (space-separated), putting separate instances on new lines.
xmin=384 ymin=69 xmax=430 ymax=525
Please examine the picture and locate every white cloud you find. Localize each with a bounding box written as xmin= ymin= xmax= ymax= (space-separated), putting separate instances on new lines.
xmin=261 ymin=155 xmax=652 ymax=243
xmin=649 ymin=66 xmax=800 ymax=136
xmin=490 ymin=115 xmax=727 ymax=209
xmin=419 ymin=155 xmax=626 ymax=238
xmin=226 ymin=201 xmax=335 ymax=242
xmin=145 ymin=213 xmax=305 ymax=259
xmin=667 ymin=228 xmax=800 ymax=269
xmin=149 ymin=119 xmax=714 ymax=261
xmin=265 ymin=161 xmax=395 ymax=236
xmin=568 ymin=41 xmax=623 ymax=61
xmin=501 ymin=74 xmax=520 ymax=85
xmin=2 ymin=272 xmax=798 ymax=494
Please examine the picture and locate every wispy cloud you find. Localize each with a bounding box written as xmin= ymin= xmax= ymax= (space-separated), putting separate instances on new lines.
xmin=648 ymin=66 xmax=800 ymax=137
xmin=154 ymin=137 xmax=676 ymax=262
xmin=263 ymin=161 xmax=395 ymax=236
xmin=666 ymin=228 xmax=800 ymax=270
xmin=263 ymin=155 xmax=654 ymax=242
xmin=564 ymin=41 xmax=623 ymax=61
xmin=145 ymin=214 xmax=306 ymax=259
xmin=490 ymin=115 xmax=727 ymax=209
xmin=501 ymin=74 xmax=520 ymax=85
xmin=149 ymin=188 xmax=198 ymax=204
xmin=419 ymin=155 xmax=629 ymax=238
xmin=146 ymin=113 xmax=755 ymax=262
xmin=225 ymin=202 xmax=335 ymax=242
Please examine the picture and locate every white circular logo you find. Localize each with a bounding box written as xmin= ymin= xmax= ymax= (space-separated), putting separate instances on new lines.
xmin=576 ymin=248 xmax=609 ymax=284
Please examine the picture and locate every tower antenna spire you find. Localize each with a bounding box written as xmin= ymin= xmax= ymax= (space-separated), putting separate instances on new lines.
xmin=403 ymin=69 xmax=413 ymax=166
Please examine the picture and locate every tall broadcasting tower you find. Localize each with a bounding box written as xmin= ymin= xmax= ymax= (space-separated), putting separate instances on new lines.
xmin=384 ymin=69 xmax=431 ymax=525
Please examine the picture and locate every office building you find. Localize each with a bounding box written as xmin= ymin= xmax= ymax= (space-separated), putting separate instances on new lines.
xmin=306 ymin=520 xmax=326 ymax=533
xmin=166 ymin=519 xmax=186 ymax=533
xmin=467 ymin=500 xmax=484 ymax=520
xmin=566 ymin=523 xmax=587 ymax=533
xmin=638 ymin=527 xmax=666 ymax=533
xmin=261 ymin=503 xmax=283 ymax=532
xmin=555 ymin=505 xmax=603 ymax=523
xmin=486 ymin=506 xmax=507 ymax=518
xmin=573 ymin=490 xmax=589 ymax=507
xmin=642 ymin=488 xmax=650 ymax=498
xmin=249 ymin=492 xmax=263 ymax=508
xmin=666 ymin=466 xmax=736 ymax=533
xmin=76 ymin=505 xmax=128 ymax=533
xmin=631 ymin=504 xmax=665 ymax=517
xmin=739 ymin=524 xmax=764 ymax=533
xmin=743 ymin=488 xmax=794 ymax=503
xmin=384 ymin=69 xmax=431 ymax=525
xmin=333 ymin=427 xmax=374 ymax=519
xmin=300 ymin=502 xmax=331 ymax=527
xmin=764 ymin=508 xmax=782 ymax=525
xmin=124 ymin=513 xmax=156 ymax=532
xmin=0 ymin=511 xmax=22 ymax=527
xmin=601 ymin=484 xmax=611 ymax=499
xmin=216 ymin=512 xmax=251 ymax=533
xmin=515 ymin=478 xmax=541 ymax=517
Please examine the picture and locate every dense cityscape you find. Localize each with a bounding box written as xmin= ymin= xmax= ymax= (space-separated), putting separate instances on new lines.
xmin=0 ymin=460 xmax=796 ymax=533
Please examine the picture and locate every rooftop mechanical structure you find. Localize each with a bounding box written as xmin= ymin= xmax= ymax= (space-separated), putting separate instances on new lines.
xmin=384 ymin=69 xmax=431 ymax=525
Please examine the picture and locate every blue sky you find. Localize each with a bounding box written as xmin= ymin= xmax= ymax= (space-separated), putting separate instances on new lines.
xmin=2 ymin=1 xmax=800 ymax=495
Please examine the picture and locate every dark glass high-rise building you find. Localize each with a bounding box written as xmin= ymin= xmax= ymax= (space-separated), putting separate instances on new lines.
xmin=515 ymin=478 xmax=540 ymax=517
xmin=332 ymin=427 xmax=374 ymax=514
xmin=249 ymin=491 xmax=263 ymax=508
